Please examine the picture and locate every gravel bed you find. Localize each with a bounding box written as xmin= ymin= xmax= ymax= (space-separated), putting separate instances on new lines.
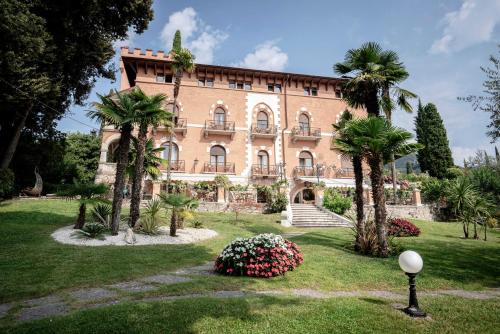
xmin=51 ymin=225 xmax=218 ymax=246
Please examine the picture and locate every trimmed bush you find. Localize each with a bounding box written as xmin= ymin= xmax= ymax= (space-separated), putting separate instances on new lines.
xmin=387 ymin=218 xmax=421 ymax=237
xmin=323 ymin=188 xmax=352 ymax=215
xmin=215 ymin=233 xmax=303 ymax=278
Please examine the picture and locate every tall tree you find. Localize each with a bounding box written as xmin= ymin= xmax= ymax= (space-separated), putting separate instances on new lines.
xmin=332 ymin=110 xmax=365 ymax=251
xmin=127 ymin=138 xmax=166 ymax=181
xmin=88 ymin=90 xmax=143 ymax=235
xmin=128 ymin=88 xmax=170 ymax=228
xmin=415 ymin=101 xmax=454 ymax=178
xmin=63 ymin=132 xmax=101 ymax=183
xmin=166 ymin=33 xmax=195 ymax=191
xmin=0 ymin=0 xmax=154 ymax=169
xmin=459 ymin=45 xmax=499 ymax=143
xmin=340 ymin=117 xmax=422 ymax=256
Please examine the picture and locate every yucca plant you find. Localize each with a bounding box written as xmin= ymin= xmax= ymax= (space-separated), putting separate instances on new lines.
xmin=73 ymin=222 xmax=106 ymax=240
xmin=57 ymin=182 xmax=109 ymax=229
xmin=91 ymin=203 xmax=112 ymax=229
xmin=138 ymin=198 xmax=164 ymax=235
xmin=158 ymin=192 xmax=198 ymax=236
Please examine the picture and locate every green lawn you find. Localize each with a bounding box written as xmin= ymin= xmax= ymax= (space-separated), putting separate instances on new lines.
xmin=0 ymin=199 xmax=499 ymax=333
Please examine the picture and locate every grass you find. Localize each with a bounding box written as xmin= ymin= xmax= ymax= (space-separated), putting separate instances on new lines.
xmin=0 ymin=199 xmax=499 ymax=332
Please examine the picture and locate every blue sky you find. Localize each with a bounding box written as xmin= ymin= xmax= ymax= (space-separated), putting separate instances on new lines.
xmin=59 ymin=0 xmax=500 ymax=164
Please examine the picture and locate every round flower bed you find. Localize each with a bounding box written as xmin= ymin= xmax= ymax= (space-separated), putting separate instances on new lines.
xmin=388 ymin=218 xmax=421 ymax=237
xmin=215 ymin=233 xmax=304 ymax=278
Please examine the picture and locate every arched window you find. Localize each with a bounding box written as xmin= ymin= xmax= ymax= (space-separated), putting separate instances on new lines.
xmin=299 ymin=151 xmax=313 ymax=168
xmin=299 ymin=113 xmax=310 ymax=133
xmin=214 ymin=107 xmax=226 ymax=125
xmin=210 ymin=145 xmax=226 ymax=166
xmin=257 ymin=150 xmax=269 ymax=168
xmin=257 ymin=111 xmax=269 ymax=129
xmin=107 ymin=140 xmax=119 ymax=163
xmin=162 ymin=142 xmax=179 ymax=161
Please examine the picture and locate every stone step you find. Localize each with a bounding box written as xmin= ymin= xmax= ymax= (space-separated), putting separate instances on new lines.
xmin=290 ymin=204 xmax=349 ymax=227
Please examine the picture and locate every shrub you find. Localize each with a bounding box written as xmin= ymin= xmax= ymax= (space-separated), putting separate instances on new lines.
xmin=269 ymin=192 xmax=288 ymax=213
xmin=256 ymin=183 xmax=289 ymax=213
xmin=73 ymin=222 xmax=106 ymax=239
xmin=323 ymin=188 xmax=352 ymax=215
xmin=139 ymin=198 xmax=164 ymax=235
xmin=91 ymin=203 xmax=112 ymax=229
xmin=215 ymin=233 xmax=303 ymax=278
xmin=421 ymin=177 xmax=449 ymax=203
xmin=190 ymin=220 xmax=204 ymax=229
xmin=0 ymin=168 xmax=14 ymax=198
xmin=387 ymin=218 xmax=421 ymax=237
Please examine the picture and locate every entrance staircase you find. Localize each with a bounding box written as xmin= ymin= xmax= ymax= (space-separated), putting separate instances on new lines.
xmin=291 ymin=204 xmax=351 ymax=227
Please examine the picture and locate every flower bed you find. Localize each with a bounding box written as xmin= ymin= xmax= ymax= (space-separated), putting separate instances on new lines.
xmin=215 ymin=233 xmax=303 ymax=278
xmin=387 ymin=218 xmax=421 ymax=237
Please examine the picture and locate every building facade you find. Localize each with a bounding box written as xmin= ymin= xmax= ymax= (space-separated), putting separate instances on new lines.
xmin=95 ymin=47 xmax=365 ymax=203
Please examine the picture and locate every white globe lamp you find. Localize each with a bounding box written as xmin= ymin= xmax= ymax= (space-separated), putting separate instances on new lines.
xmin=398 ymin=250 xmax=426 ymax=317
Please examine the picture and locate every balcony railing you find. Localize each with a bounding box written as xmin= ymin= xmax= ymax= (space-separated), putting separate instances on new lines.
xmin=334 ymin=167 xmax=355 ymax=178
xmin=203 ymin=162 xmax=235 ymax=174
xmin=291 ymin=126 xmax=321 ymax=143
xmin=203 ymin=120 xmax=235 ymax=138
xmin=293 ymin=166 xmax=324 ymax=178
xmin=173 ymin=118 xmax=187 ymax=135
xmin=160 ymin=160 xmax=185 ymax=172
xmin=251 ymin=164 xmax=278 ymax=177
xmin=251 ymin=125 xmax=277 ymax=139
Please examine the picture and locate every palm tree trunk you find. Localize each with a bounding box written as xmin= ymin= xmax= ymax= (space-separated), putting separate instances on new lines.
xmin=0 ymin=103 xmax=32 ymax=169
xmin=166 ymin=71 xmax=183 ymax=193
xmin=74 ymin=203 xmax=86 ymax=229
xmin=130 ymin=123 xmax=148 ymax=227
xmin=352 ymin=155 xmax=365 ymax=250
xmin=368 ymin=154 xmax=388 ymax=257
xmin=111 ymin=124 xmax=132 ymax=235
xmin=365 ymin=89 xmax=381 ymax=117
xmin=473 ymin=221 xmax=478 ymax=239
xmin=382 ymin=87 xmax=398 ymax=205
xmin=463 ymin=222 xmax=469 ymax=239
xmin=170 ymin=209 xmax=177 ymax=236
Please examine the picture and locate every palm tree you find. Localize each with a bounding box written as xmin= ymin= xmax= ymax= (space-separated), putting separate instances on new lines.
xmin=88 ymin=89 xmax=143 ymax=235
xmin=166 ymin=38 xmax=196 ymax=192
xmin=334 ymin=42 xmax=417 ymax=203
xmin=57 ymin=182 xmax=109 ymax=229
xmin=340 ymin=117 xmax=422 ymax=257
xmin=158 ymin=192 xmax=198 ymax=236
xmin=127 ymin=88 xmax=170 ymax=228
xmin=127 ymin=138 xmax=167 ymax=182
xmin=332 ymin=110 xmax=365 ymax=251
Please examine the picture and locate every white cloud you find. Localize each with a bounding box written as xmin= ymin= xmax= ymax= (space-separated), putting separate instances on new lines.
xmin=234 ymin=41 xmax=288 ymax=71
xmin=160 ymin=7 xmax=227 ymax=64
xmin=113 ymin=28 xmax=136 ymax=49
xmin=430 ymin=0 xmax=500 ymax=54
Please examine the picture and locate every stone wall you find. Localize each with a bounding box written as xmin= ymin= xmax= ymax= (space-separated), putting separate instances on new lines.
xmin=354 ymin=204 xmax=435 ymax=221
xmin=196 ymin=201 xmax=265 ymax=214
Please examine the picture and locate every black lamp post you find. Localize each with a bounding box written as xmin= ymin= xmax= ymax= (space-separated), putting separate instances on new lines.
xmin=399 ymin=250 xmax=427 ymax=317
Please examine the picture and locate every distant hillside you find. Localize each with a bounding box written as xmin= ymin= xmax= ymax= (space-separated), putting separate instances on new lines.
xmin=385 ymin=153 xmax=420 ymax=173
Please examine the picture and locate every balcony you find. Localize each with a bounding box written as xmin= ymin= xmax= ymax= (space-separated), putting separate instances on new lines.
xmin=251 ymin=125 xmax=277 ymax=140
xmin=203 ymin=120 xmax=235 ymax=138
xmin=334 ymin=167 xmax=355 ymax=178
xmin=173 ymin=118 xmax=187 ymax=135
xmin=251 ymin=164 xmax=279 ymax=178
xmin=291 ymin=127 xmax=321 ymax=143
xmin=293 ymin=166 xmax=324 ymax=178
xmin=203 ymin=162 xmax=235 ymax=174
xmin=160 ymin=160 xmax=185 ymax=173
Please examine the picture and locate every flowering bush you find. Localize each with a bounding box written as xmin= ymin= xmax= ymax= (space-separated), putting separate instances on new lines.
xmin=215 ymin=233 xmax=304 ymax=278
xmin=387 ymin=218 xmax=421 ymax=237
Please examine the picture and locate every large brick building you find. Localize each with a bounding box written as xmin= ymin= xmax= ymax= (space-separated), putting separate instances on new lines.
xmin=95 ymin=47 xmax=365 ymax=204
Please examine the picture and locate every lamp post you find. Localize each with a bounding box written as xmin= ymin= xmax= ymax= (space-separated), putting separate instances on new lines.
xmin=315 ymin=163 xmax=322 ymax=184
xmin=398 ymin=250 xmax=427 ymax=317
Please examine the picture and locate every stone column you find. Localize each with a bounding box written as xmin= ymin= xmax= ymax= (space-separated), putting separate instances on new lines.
xmin=412 ymin=188 xmax=422 ymax=206
xmin=152 ymin=182 xmax=161 ymax=198
xmin=364 ymin=188 xmax=374 ymax=205
xmin=217 ymin=186 xmax=226 ymax=203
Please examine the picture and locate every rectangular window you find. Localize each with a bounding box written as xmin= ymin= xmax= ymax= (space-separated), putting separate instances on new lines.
xmin=156 ymin=75 xmax=165 ymax=83
xmin=268 ymin=84 xmax=274 ymax=92
xmin=198 ymin=79 xmax=205 ymax=87
xmin=206 ymin=79 xmax=214 ymax=87
xmin=335 ymin=90 xmax=341 ymax=98
xmin=229 ymin=81 xmax=236 ymax=89
xmin=311 ymin=87 xmax=318 ymax=96
xmin=164 ymin=75 xmax=173 ymax=83
xmin=244 ymin=82 xmax=252 ymax=90
xmin=237 ymin=82 xmax=244 ymax=90
xmin=304 ymin=87 xmax=318 ymax=96
xmin=274 ymin=84 xmax=282 ymax=93
xmin=304 ymin=87 xmax=311 ymax=96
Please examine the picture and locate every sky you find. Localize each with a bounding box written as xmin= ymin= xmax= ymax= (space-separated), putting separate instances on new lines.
xmin=59 ymin=0 xmax=500 ymax=165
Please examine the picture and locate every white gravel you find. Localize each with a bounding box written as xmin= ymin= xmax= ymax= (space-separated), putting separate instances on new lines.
xmin=51 ymin=225 xmax=218 ymax=246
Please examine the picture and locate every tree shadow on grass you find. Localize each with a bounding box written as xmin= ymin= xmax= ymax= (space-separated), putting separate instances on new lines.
xmin=0 ymin=210 xmax=217 ymax=303
xmin=9 ymin=295 xmax=306 ymax=333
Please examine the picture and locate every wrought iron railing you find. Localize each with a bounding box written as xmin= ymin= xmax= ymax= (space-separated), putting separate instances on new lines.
xmin=251 ymin=125 xmax=277 ymax=135
xmin=293 ymin=166 xmax=324 ymax=177
xmin=291 ymin=126 xmax=321 ymax=138
xmin=160 ymin=160 xmax=185 ymax=172
xmin=334 ymin=167 xmax=355 ymax=178
xmin=174 ymin=118 xmax=187 ymax=129
xmin=203 ymin=162 xmax=235 ymax=174
xmin=251 ymin=164 xmax=278 ymax=176
xmin=205 ymin=120 xmax=235 ymax=131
